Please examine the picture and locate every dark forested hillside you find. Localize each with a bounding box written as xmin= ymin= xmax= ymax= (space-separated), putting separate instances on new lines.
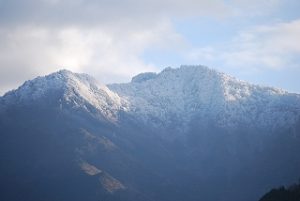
xmin=259 ymin=181 xmax=300 ymax=201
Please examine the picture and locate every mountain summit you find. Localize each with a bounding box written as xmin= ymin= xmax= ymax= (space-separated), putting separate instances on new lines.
xmin=1 ymin=69 xmax=125 ymax=121
xmin=0 ymin=65 xmax=300 ymax=201
xmin=110 ymin=65 xmax=300 ymax=130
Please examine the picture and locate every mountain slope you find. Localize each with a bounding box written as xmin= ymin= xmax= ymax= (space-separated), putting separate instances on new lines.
xmin=0 ymin=65 xmax=300 ymax=201
xmin=109 ymin=65 xmax=300 ymax=131
xmin=259 ymin=181 xmax=300 ymax=201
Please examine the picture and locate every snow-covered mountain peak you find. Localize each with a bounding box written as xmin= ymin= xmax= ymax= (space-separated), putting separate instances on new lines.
xmin=109 ymin=65 xmax=300 ymax=129
xmin=1 ymin=69 xmax=127 ymax=121
xmin=1 ymin=65 xmax=299 ymax=129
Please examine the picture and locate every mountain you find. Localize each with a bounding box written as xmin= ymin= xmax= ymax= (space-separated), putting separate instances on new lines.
xmin=0 ymin=69 xmax=125 ymax=120
xmin=259 ymin=181 xmax=300 ymax=201
xmin=0 ymin=65 xmax=300 ymax=201
xmin=109 ymin=65 xmax=300 ymax=130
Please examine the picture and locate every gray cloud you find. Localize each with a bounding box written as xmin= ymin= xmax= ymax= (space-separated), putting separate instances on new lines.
xmin=0 ymin=0 xmax=231 ymax=28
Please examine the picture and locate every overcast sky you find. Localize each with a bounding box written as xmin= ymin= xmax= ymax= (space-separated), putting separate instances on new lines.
xmin=0 ymin=0 xmax=300 ymax=95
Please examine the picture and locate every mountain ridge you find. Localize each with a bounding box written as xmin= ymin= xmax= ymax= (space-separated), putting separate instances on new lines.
xmin=109 ymin=65 xmax=300 ymax=131
xmin=1 ymin=65 xmax=300 ymax=130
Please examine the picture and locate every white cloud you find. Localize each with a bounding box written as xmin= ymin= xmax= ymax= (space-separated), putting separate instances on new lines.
xmin=222 ymin=19 xmax=300 ymax=70
xmin=186 ymin=19 xmax=300 ymax=72
xmin=186 ymin=47 xmax=215 ymax=61
xmin=228 ymin=0 xmax=280 ymax=16
xmin=0 ymin=0 xmax=235 ymax=95
xmin=0 ymin=20 xmax=186 ymax=94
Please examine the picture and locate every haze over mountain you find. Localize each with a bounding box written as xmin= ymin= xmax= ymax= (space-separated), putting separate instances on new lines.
xmin=0 ymin=65 xmax=300 ymax=201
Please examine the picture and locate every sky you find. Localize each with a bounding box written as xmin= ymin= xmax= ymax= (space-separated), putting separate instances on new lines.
xmin=0 ymin=0 xmax=300 ymax=95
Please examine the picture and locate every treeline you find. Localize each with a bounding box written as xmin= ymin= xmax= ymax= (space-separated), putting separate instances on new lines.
xmin=259 ymin=181 xmax=300 ymax=201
